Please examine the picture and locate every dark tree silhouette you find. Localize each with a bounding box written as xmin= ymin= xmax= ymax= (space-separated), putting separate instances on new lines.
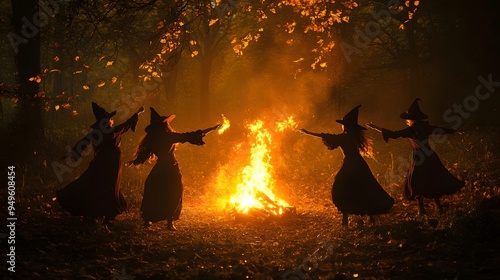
xmin=9 ymin=0 xmax=44 ymax=167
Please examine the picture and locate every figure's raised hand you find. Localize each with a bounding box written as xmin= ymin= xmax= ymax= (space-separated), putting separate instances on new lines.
xmin=297 ymin=128 xmax=309 ymax=135
xmin=366 ymin=122 xmax=382 ymax=132
xmin=137 ymin=106 xmax=145 ymax=115
xmin=188 ymin=130 xmax=206 ymax=146
xmin=201 ymin=124 xmax=221 ymax=135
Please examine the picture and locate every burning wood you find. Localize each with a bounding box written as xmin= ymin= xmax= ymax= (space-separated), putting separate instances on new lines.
xmin=233 ymin=206 xmax=296 ymax=222
xmin=231 ymin=190 xmax=296 ymax=222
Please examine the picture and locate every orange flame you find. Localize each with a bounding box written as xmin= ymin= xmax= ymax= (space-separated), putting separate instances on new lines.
xmin=275 ymin=116 xmax=298 ymax=132
xmin=218 ymin=114 xmax=230 ymax=134
xmin=229 ymin=120 xmax=289 ymax=216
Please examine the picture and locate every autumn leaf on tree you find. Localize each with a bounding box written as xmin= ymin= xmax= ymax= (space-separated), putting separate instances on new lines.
xmin=29 ymin=76 xmax=42 ymax=83
xmin=209 ymin=19 xmax=219 ymax=26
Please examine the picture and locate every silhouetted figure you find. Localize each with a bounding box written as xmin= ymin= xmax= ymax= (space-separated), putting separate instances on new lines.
xmin=368 ymin=98 xmax=464 ymax=215
xmin=129 ymin=108 xmax=219 ymax=231
xmin=300 ymin=105 xmax=394 ymax=227
xmin=56 ymin=102 xmax=143 ymax=224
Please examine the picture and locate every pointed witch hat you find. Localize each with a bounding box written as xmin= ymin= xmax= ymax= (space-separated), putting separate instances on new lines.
xmin=91 ymin=102 xmax=116 ymax=127
xmin=92 ymin=102 xmax=116 ymax=120
xmin=399 ymin=98 xmax=428 ymax=120
xmin=149 ymin=107 xmax=175 ymax=124
xmin=336 ymin=105 xmax=367 ymax=130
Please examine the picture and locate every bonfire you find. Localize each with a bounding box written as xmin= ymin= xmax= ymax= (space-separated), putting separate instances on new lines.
xmin=228 ymin=118 xmax=297 ymax=220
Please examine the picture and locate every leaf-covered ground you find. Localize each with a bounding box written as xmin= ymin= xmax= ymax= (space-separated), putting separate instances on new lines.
xmin=8 ymin=187 xmax=500 ymax=280
xmin=4 ymin=127 xmax=500 ymax=279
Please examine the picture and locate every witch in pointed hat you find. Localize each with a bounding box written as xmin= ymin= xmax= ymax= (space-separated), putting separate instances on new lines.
xmin=90 ymin=101 xmax=117 ymax=127
xmin=399 ymin=98 xmax=429 ymax=121
xmin=56 ymin=102 xmax=144 ymax=225
xmin=128 ymin=107 xmax=220 ymax=231
xmin=367 ymin=98 xmax=464 ymax=215
xmin=299 ymin=105 xmax=394 ymax=226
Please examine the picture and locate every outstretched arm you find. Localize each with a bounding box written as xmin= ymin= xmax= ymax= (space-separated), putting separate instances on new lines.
xmin=297 ymin=129 xmax=326 ymax=139
xmin=201 ymin=124 xmax=221 ymax=135
xmin=168 ymin=130 xmax=206 ymax=146
xmin=368 ymin=121 xmax=463 ymax=143
xmin=113 ymin=107 xmax=145 ymax=135
xmin=381 ymin=127 xmax=415 ymax=143
xmin=298 ymin=129 xmax=338 ymax=150
xmin=168 ymin=124 xmax=221 ymax=146
xmin=367 ymin=123 xmax=414 ymax=143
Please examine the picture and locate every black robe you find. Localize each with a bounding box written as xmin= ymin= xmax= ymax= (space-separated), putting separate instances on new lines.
xmin=323 ymin=133 xmax=394 ymax=215
xmin=56 ymin=113 xmax=139 ymax=219
xmin=382 ymin=122 xmax=464 ymax=199
xmin=132 ymin=127 xmax=202 ymax=223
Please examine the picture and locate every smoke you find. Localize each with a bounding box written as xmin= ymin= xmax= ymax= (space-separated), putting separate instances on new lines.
xmin=190 ymin=36 xmax=341 ymax=205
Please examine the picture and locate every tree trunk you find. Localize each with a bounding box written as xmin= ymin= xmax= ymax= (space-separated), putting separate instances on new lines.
xmin=163 ymin=66 xmax=178 ymax=111
xmin=52 ymin=4 xmax=65 ymax=96
xmin=200 ymin=55 xmax=214 ymax=125
xmin=10 ymin=0 xmax=45 ymax=167
xmin=161 ymin=52 xmax=182 ymax=112
xmin=404 ymin=20 xmax=421 ymax=96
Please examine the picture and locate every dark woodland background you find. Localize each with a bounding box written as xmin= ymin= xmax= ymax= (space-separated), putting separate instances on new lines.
xmin=1 ymin=0 xmax=500 ymax=279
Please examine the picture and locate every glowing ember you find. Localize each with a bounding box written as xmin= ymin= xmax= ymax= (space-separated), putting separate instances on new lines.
xmin=229 ymin=119 xmax=292 ymax=217
xmin=218 ymin=114 xmax=230 ymax=134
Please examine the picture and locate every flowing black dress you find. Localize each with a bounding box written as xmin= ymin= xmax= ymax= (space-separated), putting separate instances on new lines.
xmin=323 ymin=133 xmax=394 ymax=215
xmin=56 ymin=113 xmax=139 ymax=220
xmin=132 ymin=127 xmax=202 ymax=223
xmin=382 ymin=122 xmax=464 ymax=199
